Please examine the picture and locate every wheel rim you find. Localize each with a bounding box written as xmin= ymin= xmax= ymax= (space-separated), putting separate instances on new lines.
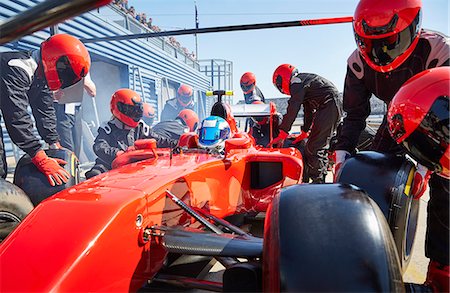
xmin=0 ymin=211 xmax=21 ymax=224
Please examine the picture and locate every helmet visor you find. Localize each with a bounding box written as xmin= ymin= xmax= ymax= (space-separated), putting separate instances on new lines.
xmin=56 ymin=56 xmax=85 ymax=89
xmin=241 ymin=82 xmax=255 ymax=94
xmin=178 ymin=94 xmax=192 ymax=105
xmin=402 ymin=96 xmax=449 ymax=173
xmin=117 ymin=101 xmax=144 ymax=122
xmin=355 ymin=11 xmax=421 ymax=67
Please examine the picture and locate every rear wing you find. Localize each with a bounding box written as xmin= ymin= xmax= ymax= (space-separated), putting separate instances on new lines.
xmin=230 ymin=102 xmax=278 ymax=146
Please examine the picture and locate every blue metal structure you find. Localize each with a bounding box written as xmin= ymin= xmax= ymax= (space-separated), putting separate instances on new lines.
xmin=0 ymin=0 xmax=211 ymax=167
xmin=0 ymin=0 xmax=210 ymax=122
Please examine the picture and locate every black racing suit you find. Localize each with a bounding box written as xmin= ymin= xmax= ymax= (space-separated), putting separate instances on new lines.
xmin=335 ymin=29 xmax=450 ymax=266
xmin=250 ymin=113 xmax=282 ymax=147
xmin=160 ymin=98 xmax=195 ymax=121
xmin=151 ymin=119 xmax=188 ymax=140
xmin=85 ymin=119 xmax=177 ymax=178
xmin=244 ymin=86 xmax=266 ymax=104
xmin=0 ymin=50 xmax=59 ymax=178
xmin=279 ymin=72 xmax=341 ymax=183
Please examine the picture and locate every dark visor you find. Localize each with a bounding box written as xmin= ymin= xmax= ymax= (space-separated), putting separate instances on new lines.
xmin=403 ymin=96 xmax=449 ymax=172
xmin=241 ymin=82 xmax=255 ymax=92
xmin=275 ymin=75 xmax=283 ymax=93
xmin=56 ymin=56 xmax=85 ymax=89
xmin=178 ymin=94 xmax=192 ymax=104
xmin=355 ymin=10 xmax=421 ymax=66
xmin=117 ymin=101 xmax=143 ymax=122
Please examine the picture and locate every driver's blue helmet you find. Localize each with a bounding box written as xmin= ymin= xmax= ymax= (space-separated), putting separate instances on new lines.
xmin=198 ymin=116 xmax=231 ymax=151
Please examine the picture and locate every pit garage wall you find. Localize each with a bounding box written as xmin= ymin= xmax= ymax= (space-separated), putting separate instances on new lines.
xmin=0 ymin=0 xmax=211 ymax=125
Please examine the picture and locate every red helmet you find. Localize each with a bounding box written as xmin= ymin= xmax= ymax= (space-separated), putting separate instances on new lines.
xmin=388 ymin=67 xmax=450 ymax=178
xmin=110 ymin=89 xmax=143 ymax=127
xmin=142 ymin=103 xmax=156 ymax=126
xmin=177 ymin=84 xmax=194 ymax=107
xmin=177 ymin=109 xmax=199 ymax=132
xmin=273 ymin=64 xmax=298 ymax=95
xmin=353 ymin=0 xmax=422 ymax=73
xmin=40 ymin=34 xmax=91 ymax=91
xmin=240 ymin=72 xmax=256 ymax=94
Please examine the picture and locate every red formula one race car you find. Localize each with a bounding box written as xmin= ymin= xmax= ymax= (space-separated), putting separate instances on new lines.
xmin=0 ymin=2 xmax=419 ymax=290
xmin=0 ymin=90 xmax=419 ymax=292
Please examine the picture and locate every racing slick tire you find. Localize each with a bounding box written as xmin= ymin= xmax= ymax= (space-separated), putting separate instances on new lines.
xmin=13 ymin=149 xmax=79 ymax=206
xmin=263 ymin=183 xmax=403 ymax=292
xmin=0 ymin=178 xmax=33 ymax=241
xmin=335 ymin=151 xmax=418 ymax=272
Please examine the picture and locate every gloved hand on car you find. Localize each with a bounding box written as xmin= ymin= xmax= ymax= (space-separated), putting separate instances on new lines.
xmin=332 ymin=150 xmax=351 ymax=182
xmin=31 ymin=150 xmax=70 ymax=186
xmin=291 ymin=130 xmax=309 ymax=145
xmin=269 ymin=130 xmax=288 ymax=148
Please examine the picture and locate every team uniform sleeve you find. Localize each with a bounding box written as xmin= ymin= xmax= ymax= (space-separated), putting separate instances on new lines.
xmin=334 ymin=66 xmax=372 ymax=153
xmin=28 ymin=78 xmax=60 ymax=145
xmin=279 ymin=82 xmax=306 ymax=133
xmin=139 ymin=125 xmax=178 ymax=148
xmin=93 ymin=127 xmax=121 ymax=164
xmin=0 ymin=65 xmax=43 ymax=157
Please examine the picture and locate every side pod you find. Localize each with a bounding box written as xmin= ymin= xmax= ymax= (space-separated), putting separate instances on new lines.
xmin=263 ymin=183 xmax=404 ymax=292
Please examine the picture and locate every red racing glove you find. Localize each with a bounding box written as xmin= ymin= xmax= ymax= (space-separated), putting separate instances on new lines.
xmin=269 ymin=130 xmax=288 ymax=148
xmin=291 ymin=130 xmax=309 ymax=145
xmin=31 ymin=150 xmax=70 ymax=187
xmin=411 ymin=164 xmax=432 ymax=199
xmin=332 ymin=150 xmax=350 ymax=182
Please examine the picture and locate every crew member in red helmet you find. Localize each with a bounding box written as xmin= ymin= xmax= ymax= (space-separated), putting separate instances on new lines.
xmin=271 ymin=64 xmax=341 ymax=183
xmin=0 ymin=33 xmax=92 ymax=186
xmin=152 ymin=109 xmax=199 ymax=141
xmin=333 ymin=0 xmax=449 ymax=173
xmin=160 ymin=84 xmax=196 ymax=121
xmin=387 ymin=67 xmax=449 ymax=292
xmin=240 ymin=72 xmax=266 ymax=104
xmin=142 ymin=103 xmax=156 ymax=126
xmin=85 ymin=89 xmax=177 ymax=179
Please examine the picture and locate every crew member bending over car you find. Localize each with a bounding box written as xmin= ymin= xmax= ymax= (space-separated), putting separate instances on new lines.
xmin=85 ymin=89 xmax=177 ymax=179
xmin=331 ymin=0 xmax=449 ymax=290
xmin=152 ymin=109 xmax=199 ymax=140
xmin=248 ymin=100 xmax=282 ymax=147
xmin=0 ymin=33 xmax=91 ymax=186
xmin=240 ymin=72 xmax=266 ymax=104
xmin=271 ymin=64 xmax=341 ymax=183
xmin=387 ymin=67 xmax=449 ymax=292
xmin=142 ymin=103 xmax=156 ymax=126
xmin=160 ymin=84 xmax=195 ymax=121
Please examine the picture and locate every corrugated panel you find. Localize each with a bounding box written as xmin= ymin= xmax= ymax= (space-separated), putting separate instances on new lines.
xmin=0 ymin=0 xmax=211 ymax=166
xmin=0 ymin=0 xmax=210 ymax=91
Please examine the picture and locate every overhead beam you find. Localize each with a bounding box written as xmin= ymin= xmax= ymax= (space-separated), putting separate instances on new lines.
xmin=0 ymin=0 xmax=112 ymax=44
xmin=81 ymin=16 xmax=353 ymax=43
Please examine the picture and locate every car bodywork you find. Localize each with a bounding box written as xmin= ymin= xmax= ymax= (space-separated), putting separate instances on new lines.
xmin=1 ymin=139 xmax=303 ymax=291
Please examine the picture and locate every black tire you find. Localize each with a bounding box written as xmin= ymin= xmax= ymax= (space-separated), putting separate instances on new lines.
xmin=336 ymin=151 xmax=419 ymax=272
xmin=263 ymin=183 xmax=403 ymax=292
xmin=13 ymin=149 xmax=80 ymax=206
xmin=0 ymin=179 xmax=34 ymax=240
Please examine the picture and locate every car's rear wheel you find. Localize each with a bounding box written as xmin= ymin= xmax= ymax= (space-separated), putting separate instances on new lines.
xmin=263 ymin=183 xmax=403 ymax=292
xmin=13 ymin=149 xmax=79 ymax=206
xmin=0 ymin=178 xmax=33 ymax=240
xmin=336 ymin=151 xmax=419 ymax=272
